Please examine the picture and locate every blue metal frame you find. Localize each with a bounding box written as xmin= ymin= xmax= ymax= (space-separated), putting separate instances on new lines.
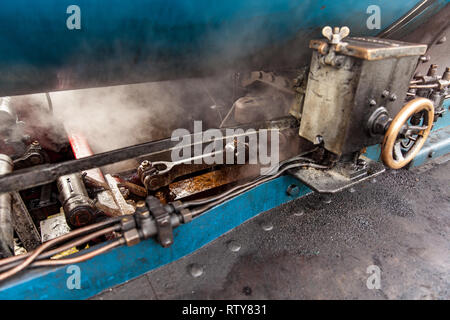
xmin=0 ymin=176 xmax=311 ymax=299
xmin=3 ymin=0 xmax=445 ymax=95
xmin=409 ymin=99 xmax=450 ymax=166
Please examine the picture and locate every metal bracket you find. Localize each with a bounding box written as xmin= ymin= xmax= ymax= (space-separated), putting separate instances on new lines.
xmin=288 ymin=156 xmax=385 ymax=193
xmin=146 ymin=196 xmax=174 ymax=248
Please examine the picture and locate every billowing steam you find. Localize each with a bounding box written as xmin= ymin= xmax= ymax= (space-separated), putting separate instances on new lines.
xmin=2 ymin=76 xmax=227 ymax=171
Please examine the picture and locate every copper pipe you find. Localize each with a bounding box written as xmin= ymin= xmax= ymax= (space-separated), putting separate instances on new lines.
xmin=0 ymin=225 xmax=120 ymax=272
xmin=42 ymin=225 xmax=120 ymax=259
xmin=0 ymin=216 xmax=123 ymax=267
xmin=409 ymin=84 xmax=439 ymax=89
xmin=31 ymin=239 xmax=124 ymax=267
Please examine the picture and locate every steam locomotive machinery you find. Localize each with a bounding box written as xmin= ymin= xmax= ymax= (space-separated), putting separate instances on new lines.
xmin=0 ymin=25 xmax=449 ymax=298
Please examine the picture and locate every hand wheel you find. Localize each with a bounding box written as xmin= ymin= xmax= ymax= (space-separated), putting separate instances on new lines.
xmin=381 ymin=97 xmax=434 ymax=169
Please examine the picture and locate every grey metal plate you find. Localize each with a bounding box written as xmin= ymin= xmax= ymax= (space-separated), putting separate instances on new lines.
xmin=288 ymin=156 xmax=385 ymax=194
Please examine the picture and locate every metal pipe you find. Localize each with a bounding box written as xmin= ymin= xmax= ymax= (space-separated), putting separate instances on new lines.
xmin=0 ymin=154 xmax=13 ymax=258
xmin=68 ymin=132 xmax=105 ymax=183
xmin=0 ymin=215 xmax=125 ymax=267
xmin=0 ymin=97 xmax=16 ymax=130
xmin=31 ymin=239 xmax=125 ymax=268
xmin=0 ymin=217 xmax=124 ymax=281
xmin=409 ymin=84 xmax=439 ymax=89
xmin=57 ymin=173 xmax=97 ymax=229
xmin=0 ymin=225 xmax=120 ymax=273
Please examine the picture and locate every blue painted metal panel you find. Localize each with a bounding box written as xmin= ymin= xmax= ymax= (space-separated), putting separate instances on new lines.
xmin=0 ymin=175 xmax=311 ymax=299
xmin=410 ymin=125 xmax=450 ymax=167
xmin=364 ymin=144 xmax=382 ymax=162
xmin=433 ymin=98 xmax=450 ymax=131
xmin=410 ymin=99 xmax=450 ymax=166
xmin=1 ymin=0 xmax=444 ymax=95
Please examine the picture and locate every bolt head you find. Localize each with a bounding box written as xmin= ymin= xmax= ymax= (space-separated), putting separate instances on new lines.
xmin=287 ymin=184 xmax=300 ymax=196
xmin=357 ymin=159 xmax=367 ymax=167
xmin=261 ymin=222 xmax=273 ymax=231
xmin=141 ymin=160 xmax=150 ymax=168
xmin=140 ymin=211 xmax=149 ymax=217
xmin=437 ymin=36 xmax=446 ymax=44
xmin=227 ymin=241 xmax=241 ymax=252
xmin=188 ymin=264 xmax=204 ymax=278
xmin=419 ymin=55 xmax=430 ymax=62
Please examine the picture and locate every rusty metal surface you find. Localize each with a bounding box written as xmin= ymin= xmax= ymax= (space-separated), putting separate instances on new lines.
xmin=299 ymin=50 xmax=360 ymax=155
xmin=105 ymin=174 xmax=135 ymax=215
xmin=310 ymin=37 xmax=427 ymax=61
xmin=300 ymin=40 xmax=421 ymax=156
xmin=39 ymin=213 xmax=71 ymax=243
xmin=11 ymin=192 xmax=41 ymax=251
xmin=140 ymin=162 xmax=214 ymax=191
xmin=168 ymin=165 xmax=261 ymax=201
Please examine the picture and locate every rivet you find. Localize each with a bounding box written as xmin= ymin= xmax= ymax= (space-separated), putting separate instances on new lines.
xmin=437 ymin=36 xmax=446 ymax=44
xmin=286 ymin=184 xmax=300 ymax=196
xmin=188 ymin=264 xmax=204 ymax=278
xmin=136 ymin=201 xmax=146 ymax=208
xmin=261 ymin=222 xmax=273 ymax=231
xmin=227 ymin=241 xmax=241 ymax=252
xmin=322 ymin=194 xmax=332 ymax=204
xmin=293 ymin=210 xmax=304 ymax=217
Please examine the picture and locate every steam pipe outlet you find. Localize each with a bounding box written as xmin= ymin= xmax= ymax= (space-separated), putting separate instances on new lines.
xmin=0 ymin=154 xmax=13 ymax=258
